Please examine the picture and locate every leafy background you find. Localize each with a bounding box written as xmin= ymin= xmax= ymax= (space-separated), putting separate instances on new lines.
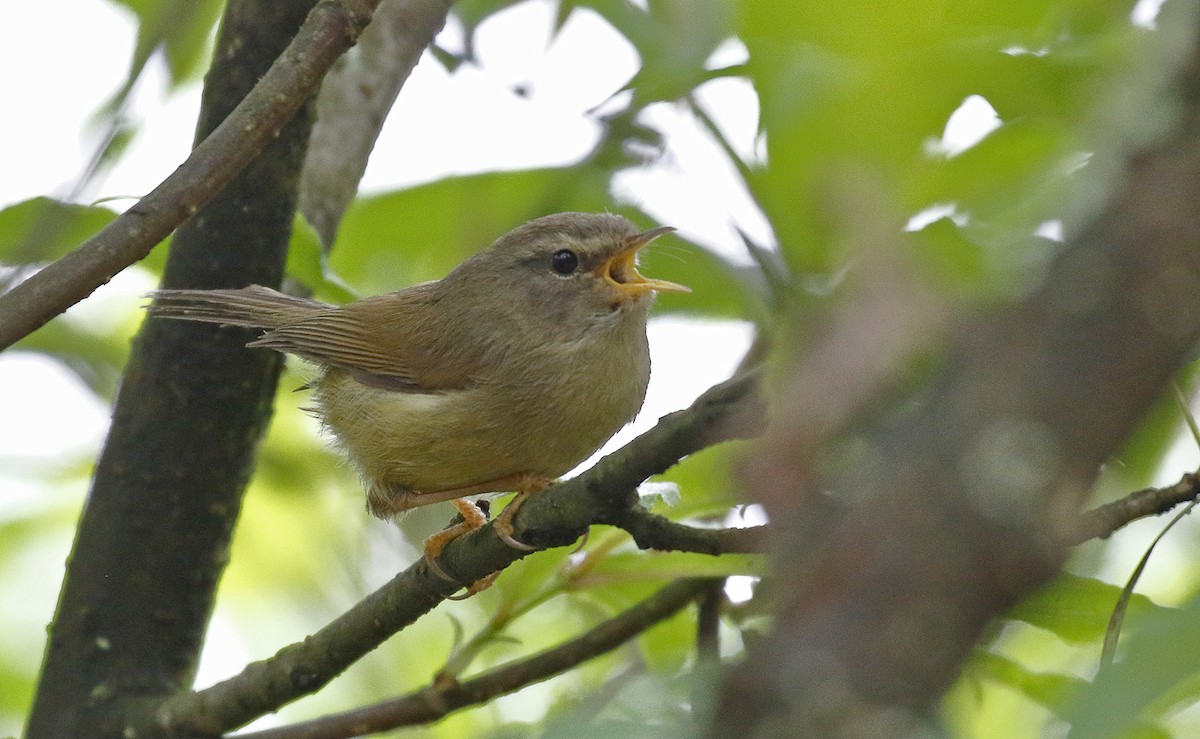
xmin=4 ymin=0 xmax=1200 ymax=735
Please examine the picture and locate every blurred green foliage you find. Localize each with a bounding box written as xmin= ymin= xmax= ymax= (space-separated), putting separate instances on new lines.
xmin=5 ymin=0 xmax=1200 ymax=736
xmin=0 ymin=198 xmax=120 ymax=270
xmin=331 ymin=170 xmax=755 ymax=316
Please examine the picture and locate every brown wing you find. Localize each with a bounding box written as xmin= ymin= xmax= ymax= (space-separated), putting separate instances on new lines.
xmin=248 ymin=282 xmax=487 ymax=392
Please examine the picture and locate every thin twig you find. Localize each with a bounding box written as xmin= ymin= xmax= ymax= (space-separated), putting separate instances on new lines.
xmin=687 ymin=96 xmax=755 ymax=185
xmin=696 ymin=580 xmax=723 ymax=664
xmin=616 ymin=506 xmax=766 ymax=554
xmin=236 ymin=578 xmax=720 ymax=739
xmin=0 ymin=0 xmax=382 ymax=351
xmin=1071 ymin=471 xmax=1200 ymax=545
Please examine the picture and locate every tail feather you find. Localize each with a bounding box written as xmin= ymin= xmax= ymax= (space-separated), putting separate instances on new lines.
xmin=146 ymin=285 xmax=325 ymax=331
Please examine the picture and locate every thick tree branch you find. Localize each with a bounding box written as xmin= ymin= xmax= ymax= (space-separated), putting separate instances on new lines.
xmin=26 ymin=2 xmax=338 ymax=736
xmin=0 ymin=0 xmax=382 ymax=351
xmin=148 ymin=369 xmax=762 ymax=735
xmin=299 ymin=0 xmax=454 ymax=248
xmin=235 ymin=578 xmax=719 ymax=739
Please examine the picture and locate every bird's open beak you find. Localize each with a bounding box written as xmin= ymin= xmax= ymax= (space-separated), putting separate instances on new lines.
xmin=600 ymin=226 xmax=691 ymax=297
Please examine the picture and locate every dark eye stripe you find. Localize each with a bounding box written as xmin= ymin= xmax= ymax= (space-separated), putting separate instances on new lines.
xmin=551 ymin=249 xmax=579 ymax=275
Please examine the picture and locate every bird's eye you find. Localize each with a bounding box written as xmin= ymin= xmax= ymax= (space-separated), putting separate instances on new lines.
xmin=551 ymin=249 xmax=579 ymax=275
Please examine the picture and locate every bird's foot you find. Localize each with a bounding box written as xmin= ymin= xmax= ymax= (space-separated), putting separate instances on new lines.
xmin=424 ymin=498 xmax=496 ymax=598
xmin=493 ymin=492 xmax=536 ymax=552
xmin=492 ymin=475 xmax=555 ymax=552
xmin=420 ymin=474 xmax=555 ymax=597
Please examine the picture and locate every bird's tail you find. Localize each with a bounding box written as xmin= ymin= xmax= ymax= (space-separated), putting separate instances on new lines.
xmin=146 ymin=285 xmax=324 ymax=330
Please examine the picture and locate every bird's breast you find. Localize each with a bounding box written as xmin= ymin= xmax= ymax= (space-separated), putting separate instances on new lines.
xmin=312 ymin=316 xmax=651 ymax=494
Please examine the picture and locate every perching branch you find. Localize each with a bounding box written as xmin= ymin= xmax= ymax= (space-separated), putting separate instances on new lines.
xmin=496 ymin=367 xmax=766 ymax=553
xmin=147 ymin=369 xmax=763 ymax=735
xmin=0 ymin=0 xmax=382 ymax=351
xmin=235 ymin=578 xmax=720 ymax=739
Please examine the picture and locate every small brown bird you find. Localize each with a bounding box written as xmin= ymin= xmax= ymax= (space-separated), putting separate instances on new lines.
xmin=148 ymin=212 xmax=687 ymax=582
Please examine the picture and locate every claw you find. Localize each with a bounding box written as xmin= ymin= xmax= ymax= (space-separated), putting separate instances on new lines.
xmin=495 ymin=525 xmax=537 ymax=552
xmin=423 ymin=498 xmax=497 ymax=598
xmin=492 ymin=480 xmax=554 ymax=552
xmin=568 ymin=528 xmax=591 ymax=554
xmin=448 ymin=571 xmax=500 ymax=600
xmin=416 ymin=475 xmax=555 ymax=597
xmin=424 ymin=554 xmax=459 ymax=585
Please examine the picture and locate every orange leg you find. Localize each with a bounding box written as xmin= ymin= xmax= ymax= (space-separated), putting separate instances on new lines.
xmin=423 ymin=498 xmax=496 ymax=597
xmin=421 ymin=473 xmax=553 ymax=597
xmin=424 ymin=498 xmax=489 ymax=560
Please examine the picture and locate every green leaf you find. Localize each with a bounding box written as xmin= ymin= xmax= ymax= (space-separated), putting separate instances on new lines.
xmin=1006 ymin=573 xmax=1163 ymax=645
xmin=903 ymin=213 xmax=1057 ymax=303
xmin=973 ymin=45 xmax=1111 ymax=123
xmin=908 ymin=118 xmax=1069 ymax=215
xmin=904 ymin=218 xmax=990 ymax=297
xmin=0 ymin=198 xmax=118 ymax=266
xmin=108 ymin=0 xmax=222 ymax=87
xmin=285 ymin=214 xmax=359 ymax=303
xmin=637 ymin=602 xmax=695 ymax=673
xmin=968 ymin=652 xmax=1170 ymax=736
xmin=971 ymin=651 xmax=1086 ymax=716
xmin=493 ymin=544 xmax=576 ymax=607
xmin=1102 ymin=500 xmax=1199 ymax=667
xmin=1065 ymin=594 xmax=1200 ymax=737
xmin=652 ymin=442 xmax=740 ymax=518
xmin=332 ymin=168 xmax=614 ymax=294
xmin=735 ymin=0 xmax=1136 ymax=276
xmin=622 ymin=0 xmax=735 ymax=106
xmin=13 ymin=320 xmax=129 ymax=401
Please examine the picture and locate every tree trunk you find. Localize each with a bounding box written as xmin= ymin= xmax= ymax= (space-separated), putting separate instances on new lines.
xmin=27 ymin=2 xmax=318 ymax=735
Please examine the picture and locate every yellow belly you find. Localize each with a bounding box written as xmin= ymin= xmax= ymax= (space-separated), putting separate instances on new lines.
xmin=314 ymin=363 xmax=646 ymax=501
